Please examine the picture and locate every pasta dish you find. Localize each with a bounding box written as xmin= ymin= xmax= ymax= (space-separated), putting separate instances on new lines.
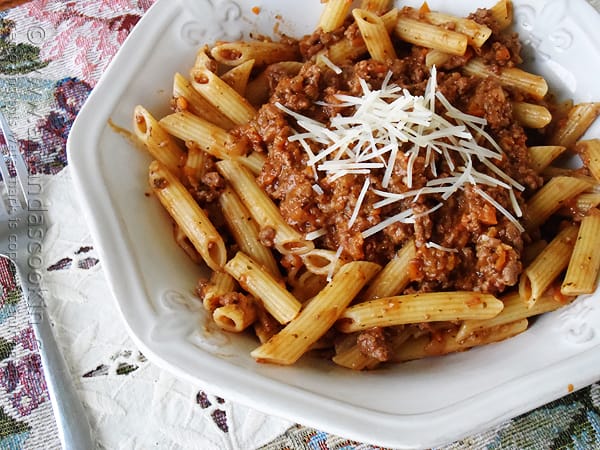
xmin=132 ymin=0 xmax=600 ymax=369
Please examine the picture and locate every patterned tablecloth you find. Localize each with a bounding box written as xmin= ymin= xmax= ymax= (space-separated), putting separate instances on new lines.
xmin=0 ymin=1 xmax=599 ymax=449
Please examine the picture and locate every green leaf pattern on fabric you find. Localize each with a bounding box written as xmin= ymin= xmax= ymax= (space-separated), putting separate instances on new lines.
xmin=0 ymin=18 xmax=48 ymax=75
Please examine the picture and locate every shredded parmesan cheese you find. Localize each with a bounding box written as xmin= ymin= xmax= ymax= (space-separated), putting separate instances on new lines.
xmin=425 ymin=242 xmax=459 ymax=253
xmin=317 ymin=53 xmax=343 ymax=74
xmin=276 ymin=67 xmax=525 ymax=239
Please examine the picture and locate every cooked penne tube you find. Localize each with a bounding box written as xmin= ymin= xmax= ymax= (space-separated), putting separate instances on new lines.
xmin=561 ymin=213 xmax=600 ymax=295
xmin=173 ymin=224 xmax=202 ymax=264
xmin=401 ymin=7 xmax=492 ymax=47
xmin=326 ymin=8 xmax=398 ymax=64
xmin=200 ymin=270 xmax=237 ymax=312
xmin=540 ymin=167 xmax=598 ymax=185
xmin=360 ymin=0 xmax=390 ymax=13
xmin=576 ymin=139 xmax=600 ymax=181
xmin=237 ymin=151 xmax=265 ymax=176
xmin=190 ymin=66 xmax=257 ymax=125
xmin=455 ymin=291 xmax=573 ymax=342
xmin=521 ymin=239 xmax=548 ymax=267
xmin=290 ymin=270 xmax=328 ymax=302
xmin=301 ymin=249 xmax=344 ymax=276
xmin=360 ymin=239 xmax=416 ymax=300
xmin=527 ymin=145 xmax=567 ymax=173
xmin=425 ymin=49 xmax=451 ymax=68
xmin=318 ymin=0 xmax=353 ymax=32
xmin=395 ymin=17 xmax=468 ymax=56
xmin=183 ymin=143 xmax=208 ymax=187
xmin=148 ymin=160 xmax=227 ymax=271
xmin=519 ymin=224 xmax=579 ymax=307
xmin=393 ymin=319 xmax=527 ymax=362
xmin=133 ymin=105 xmax=185 ymax=174
xmin=253 ymin=305 xmax=282 ymax=344
xmin=172 ymin=73 xmax=235 ymax=130
xmin=463 ymin=58 xmax=548 ymax=99
xmin=216 ymin=159 xmax=314 ymax=255
xmin=213 ymin=302 xmax=257 ymax=332
xmin=244 ymin=61 xmax=304 ymax=106
xmin=220 ymin=59 xmax=254 ymax=96
xmin=550 ymin=103 xmax=600 ymax=148
xmin=512 ymin=102 xmax=552 ymax=128
xmin=159 ymin=111 xmax=239 ymax=159
xmin=524 ymin=176 xmax=593 ymax=231
xmin=353 ymin=9 xmax=397 ymax=62
xmin=251 ymin=261 xmax=381 ymax=365
xmin=225 ymin=251 xmax=301 ymax=324
xmin=332 ymin=343 xmax=380 ymax=370
xmin=211 ymin=41 xmax=299 ymax=67
xmin=219 ymin=187 xmax=280 ymax=278
xmin=489 ymin=0 xmax=513 ymax=30
xmin=331 ymin=332 xmax=382 ymax=370
xmin=573 ymin=192 xmax=600 ymax=215
xmin=337 ymin=291 xmax=504 ymax=333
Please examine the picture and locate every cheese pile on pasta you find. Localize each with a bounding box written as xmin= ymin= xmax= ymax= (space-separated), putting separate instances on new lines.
xmin=133 ymin=0 xmax=600 ymax=369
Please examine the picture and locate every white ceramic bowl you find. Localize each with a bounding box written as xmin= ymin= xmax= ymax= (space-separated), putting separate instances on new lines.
xmin=67 ymin=0 xmax=600 ymax=447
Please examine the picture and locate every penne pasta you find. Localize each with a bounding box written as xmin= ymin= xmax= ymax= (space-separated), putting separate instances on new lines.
xmin=360 ymin=239 xmax=416 ymax=300
xmin=462 ymin=58 xmax=548 ymax=99
xmin=200 ymin=270 xmax=237 ymax=312
xmin=395 ymin=16 xmax=468 ymax=56
xmin=353 ymin=9 xmax=397 ymax=62
xmin=211 ymin=41 xmax=299 ymax=67
xmin=225 ymin=251 xmax=301 ymax=324
xmin=237 ymin=151 xmax=265 ymax=176
xmin=573 ymin=192 xmax=600 ymax=216
xmin=527 ymin=145 xmax=567 ymax=173
xmin=489 ymin=0 xmax=513 ymax=30
xmin=159 ymin=111 xmax=239 ymax=160
xmin=393 ymin=319 xmax=527 ymax=362
xmin=550 ymin=103 xmax=600 ymax=148
xmin=148 ymin=160 xmax=227 ymax=271
xmin=290 ymin=270 xmax=328 ymax=302
xmin=133 ymin=105 xmax=185 ymax=174
xmin=301 ymin=248 xmax=344 ymax=276
xmin=401 ymin=7 xmax=492 ymax=47
xmin=172 ymin=73 xmax=235 ymax=130
xmin=325 ymin=8 xmax=398 ymax=64
xmin=251 ymin=261 xmax=381 ymax=365
xmin=519 ymin=224 xmax=579 ymax=307
xmin=220 ymin=59 xmax=255 ymax=96
xmin=213 ymin=302 xmax=257 ymax=333
xmin=318 ymin=0 xmax=353 ymax=32
xmin=524 ymin=176 xmax=593 ymax=231
xmin=512 ymin=102 xmax=552 ymax=129
xmin=576 ymin=139 xmax=600 ymax=181
xmin=456 ymin=291 xmax=573 ymax=342
xmin=173 ymin=224 xmax=202 ymax=264
xmin=190 ymin=66 xmax=257 ymax=126
xmin=253 ymin=305 xmax=282 ymax=344
xmin=360 ymin=0 xmax=390 ymax=14
xmin=561 ymin=212 xmax=600 ymax=295
xmin=244 ymin=61 xmax=304 ymax=106
xmin=216 ymin=159 xmax=314 ymax=255
xmin=425 ymin=49 xmax=451 ymax=68
xmin=219 ymin=187 xmax=280 ymax=278
xmin=331 ymin=332 xmax=383 ymax=370
xmin=337 ymin=291 xmax=504 ymax=333
xmin=182 ymin=143 xmax=208 ymax=187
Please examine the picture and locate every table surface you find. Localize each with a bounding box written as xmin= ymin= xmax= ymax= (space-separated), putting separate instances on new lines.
xmin=0 ymin=1 xmax=600 ymax=449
